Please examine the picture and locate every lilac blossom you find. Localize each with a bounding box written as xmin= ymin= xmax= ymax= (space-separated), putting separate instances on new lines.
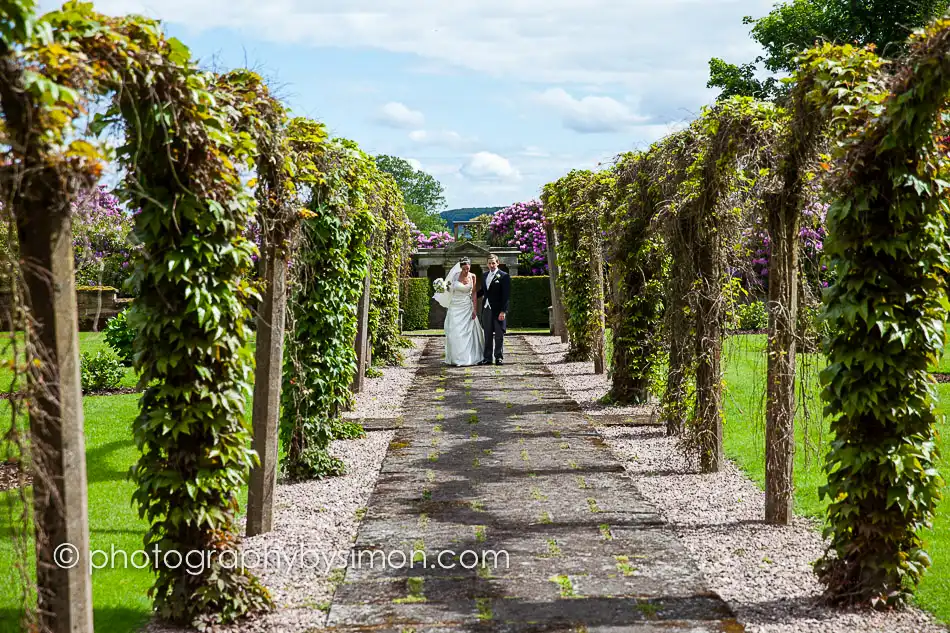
xmin=739 ymin=201 xmax=830 ymax=293
xmin=412 ymin=227 xmax=455 ymax=249
xmin=72 ymin=185 xmax=137 ymax=290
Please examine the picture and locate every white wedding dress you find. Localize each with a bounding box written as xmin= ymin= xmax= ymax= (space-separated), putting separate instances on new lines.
xmin=437 ymin=273 xmax=484 ymax=366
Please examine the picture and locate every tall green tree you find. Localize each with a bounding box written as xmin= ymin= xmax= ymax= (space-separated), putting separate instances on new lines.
xmin=405 ymin=202 xmax=447 ymax=233
xmin=707 ymin=58 xmax=780 ymax=100
xmin=374 ymin=154 xmax=447 ymax=213
xmin=708 ymin=0 xmax=950 ymax=100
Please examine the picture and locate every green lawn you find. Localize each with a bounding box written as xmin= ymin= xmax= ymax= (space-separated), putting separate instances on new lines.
xmin=0 ymin=332 xmax=138 ymax=393
xmin=722 ymin=334 xmax=950 ymax=623
xmin=0 ymin=334 xmax=252 ymax=633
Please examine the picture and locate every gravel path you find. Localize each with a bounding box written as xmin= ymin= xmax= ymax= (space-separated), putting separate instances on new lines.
xmin=143 ymin=341 xmax=424 ymax=633
xmin=343 ymin=338 xmax=426 ymax=420
xmin=524 ymin=335 xmax=655 ymax=418
xmin=525 ymin=334 xmax=948 ymax=633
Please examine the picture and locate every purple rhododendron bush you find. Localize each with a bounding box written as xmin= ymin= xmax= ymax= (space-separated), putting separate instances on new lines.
xmin=488 ymin=199 xmax=548 ymax=275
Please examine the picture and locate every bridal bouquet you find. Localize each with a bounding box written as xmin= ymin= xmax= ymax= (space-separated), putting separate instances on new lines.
xmin=432 ymin=278 xmax=448 ymax=293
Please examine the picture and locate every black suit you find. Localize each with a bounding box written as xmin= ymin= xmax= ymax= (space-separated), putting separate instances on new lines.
xmin=477 ymin=269 xmax=510 ymax=361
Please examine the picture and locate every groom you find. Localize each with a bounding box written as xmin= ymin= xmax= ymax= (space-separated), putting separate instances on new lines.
xmin=477 ymin=254 xmax=511 ymax=365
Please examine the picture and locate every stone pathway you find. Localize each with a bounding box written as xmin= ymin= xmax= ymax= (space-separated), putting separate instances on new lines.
xmin=326 ymin=336 xmax=743 ymax=632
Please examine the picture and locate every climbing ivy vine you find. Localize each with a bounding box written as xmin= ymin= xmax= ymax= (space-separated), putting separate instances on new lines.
xmin=670 ymin=97 xmax=783 ymax=470
xmin=36 ymin=4 xmax=277 ymax=624
xmin=605 ymin=146 xmax=673 ymax=405
xmin=0 ymin=1 xmax=118 ymax=627
xmin=367 ymin=169 xmax=412 ymax=367
xmin=542 ymin=169 xmax=609 ymax=361
xmin=813 ymin=21 xmax=950 ymax=606
xmin=278 ymin=120 xmax=376 ymax=479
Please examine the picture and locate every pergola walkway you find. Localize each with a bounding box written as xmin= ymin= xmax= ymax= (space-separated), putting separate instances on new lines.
xmin=328 ymin=336 xmax=742 ymax=632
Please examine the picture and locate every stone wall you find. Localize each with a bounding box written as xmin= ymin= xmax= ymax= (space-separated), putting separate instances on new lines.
xmin=0 ymin=286 xmax=128 ymax=331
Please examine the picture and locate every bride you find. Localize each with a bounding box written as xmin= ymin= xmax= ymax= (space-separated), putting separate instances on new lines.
xmin=433 ymin=257 xmax=485 ymax=366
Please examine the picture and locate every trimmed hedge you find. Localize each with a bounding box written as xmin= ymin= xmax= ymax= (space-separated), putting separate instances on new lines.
xmin=400 ymin=277 xmax=430 ymax=331
xmin=399 ymin=275 xmax=551 ymax=330
xmin=508 ymin=276 xmax=550 ymax=328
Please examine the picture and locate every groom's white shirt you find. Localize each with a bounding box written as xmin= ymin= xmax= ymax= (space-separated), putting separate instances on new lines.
xmin=484 ymin=269 xmax=498 ymax=309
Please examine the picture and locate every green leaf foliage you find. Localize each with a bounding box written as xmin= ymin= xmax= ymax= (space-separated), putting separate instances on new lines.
xmin=507 ymin=276 xmax=551 ymax=329
xmin=366 ymin=169 xmax=413 ymax=367
xmin=665 ymin=98 xmax=784 ymax=456
xmin=279 ymin=122 xmax=376 ymax=480
xmin=707 ymin=57 xmax=780 ymax=101
xmin=103 ymin=309 xmax=135 ymax=365
xmin=706 ymin=0 xmax=949 ymax=101
xmin=542 ymin=169 xmax=612 ymax=361
xmin=374 ymin=154 xmax=446 ymax=214
xmin=813 ymin=19 xmax=950 ymax=607
xmin=604 ymin=149 xmax=673 ymax=405
xmin=79 ymin=349 xmax=123 ymax=391
xmin=43 ymin=7 xmax=277 ymax=624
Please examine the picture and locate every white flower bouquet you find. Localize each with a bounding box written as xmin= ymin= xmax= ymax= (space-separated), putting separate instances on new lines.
xmin=432 ymin=278 xmax=448 ymax=293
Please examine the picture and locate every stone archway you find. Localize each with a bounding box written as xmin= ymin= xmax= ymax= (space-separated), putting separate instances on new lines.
xmin=414 ymin=241 xmax=522 ymax=328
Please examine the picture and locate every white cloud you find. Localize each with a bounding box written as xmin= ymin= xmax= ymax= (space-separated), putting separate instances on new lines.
xmin=535 ymin=88 xmax=648 ymax=134
xmin=406 ymin=158 xmax=424 ymax=171
xmin=374 ymin=102 xmax=424 ymax=128
xmin=460 ymin=152 xmax=520 ymax=182
xmin=82 ymin=0 xmax=774 ymax=103
xmin=50 ymin=0 xmax=781 ymax=208
xmin=407 ymin=129 xmax=474 ymax=149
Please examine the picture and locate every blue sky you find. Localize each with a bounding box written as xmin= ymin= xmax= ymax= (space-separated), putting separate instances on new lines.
xmin=42 ymin=0 xmax=777 ymax=209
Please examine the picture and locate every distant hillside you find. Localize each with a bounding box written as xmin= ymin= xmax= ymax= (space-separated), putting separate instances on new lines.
xmin=440 ymin=206 xmax=504 ymax=229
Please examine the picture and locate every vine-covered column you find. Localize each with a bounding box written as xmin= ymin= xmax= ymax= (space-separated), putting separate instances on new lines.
xmin=542 ymin=170 xmax=602 ymax=362
xmin=760 ymin=44 xmax=884 ymax=525
xmin=543 ymin=219 xmax=568 ymax=342
xmin=816 ymin=19 xmax=950 ymax=606
xmin=215 ymin=69 xmax=298 ymax=537
xmin=607 ymin=143 xmax=678 ymax=405
xmin=55 ymin=10 xmax=277 ymax=623
xmin=762 ymin=101 xmax=808 ymax=525
xmin=654 ymin=131 xmax=700 ymax=435
xmin=279 ymin=126 xmax=376 ymax=479
xmin=366 ymin=170 xmax=412 ymax=367
xmin=583 ymin=173 xmax=612 ymax=375
xmin=662 ymin=206 xmax=696 ymax=436
xmin=676 ymin=98 xmax=782 ymax=471
xmin=0 ymin=5 xmax=97 ymax=629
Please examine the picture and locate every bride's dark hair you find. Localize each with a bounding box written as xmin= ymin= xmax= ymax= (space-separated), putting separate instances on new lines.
xmin=459 ymin=257 xmax=471 ymax=265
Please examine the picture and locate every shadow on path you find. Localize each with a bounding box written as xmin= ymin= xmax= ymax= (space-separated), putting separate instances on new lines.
xmin=326 ymin=336 xmax=744 ymax=632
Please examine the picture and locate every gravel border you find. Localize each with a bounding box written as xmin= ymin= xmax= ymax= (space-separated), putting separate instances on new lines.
xmin=525 ymin=334 xmax=948 ymax=633
xmin=0 ymin=461 xmax=29 ymax=492
xmin=143 ymin=342 xmax=425 ymax=633
xmin=142 ymin=432 xmax=393 ymax=633
xmin=343 ymin=337 xmax=426 ymax=420
xmin=523 ymin=334 xmax=655 ymax=417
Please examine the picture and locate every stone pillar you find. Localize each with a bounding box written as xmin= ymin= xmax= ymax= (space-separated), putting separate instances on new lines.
xmin=352 ymin=261 xmax=372 ymax=393
xmin=17 ymin=203 xmax=93 ymax=633
xmin=247 ymin=234 xmax=288 ymax=536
